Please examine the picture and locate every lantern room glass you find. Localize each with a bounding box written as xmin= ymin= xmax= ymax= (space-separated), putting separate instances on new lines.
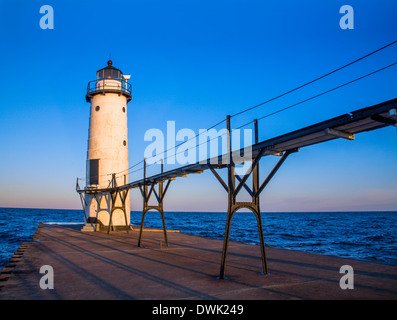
xmin=96 ymin=60 xmax=123 ymax=80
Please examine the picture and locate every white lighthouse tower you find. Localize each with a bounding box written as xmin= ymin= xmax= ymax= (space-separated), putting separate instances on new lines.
xmin=84 ymin=60 xmax=132 ymax=230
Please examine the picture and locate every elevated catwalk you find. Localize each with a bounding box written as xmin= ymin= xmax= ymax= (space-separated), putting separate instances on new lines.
xmin=76 ymin=98 xmax=397 ymax=279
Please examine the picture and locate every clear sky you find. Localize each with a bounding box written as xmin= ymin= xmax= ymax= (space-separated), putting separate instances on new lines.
xmin=0 ymin=0 xmax=396 ymax=212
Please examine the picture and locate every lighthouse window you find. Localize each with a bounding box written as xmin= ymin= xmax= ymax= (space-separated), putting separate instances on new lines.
xmin=123 ymin=140 xmax=126 ymax=146
xmin=122 ymin=107 xmax=126 ymax=113
xmin=95 ymin=106 xmax=100 ymax=111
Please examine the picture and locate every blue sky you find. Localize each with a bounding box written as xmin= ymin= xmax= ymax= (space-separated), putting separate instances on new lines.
xmin=0 ymin=0 xmax=396 ymax=211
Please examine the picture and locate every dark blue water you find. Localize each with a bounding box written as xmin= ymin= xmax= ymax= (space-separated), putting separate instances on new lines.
xmin=1 ymin=208 xmax=396 ymax=268
xmin=0 ymin=208 xmax=83 ymax=268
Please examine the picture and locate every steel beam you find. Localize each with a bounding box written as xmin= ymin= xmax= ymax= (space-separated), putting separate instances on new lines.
xmin=324 ymin=128 xmax=355 ymax=140
xmin=254 ymin=148 xmax=298 ymax=198
xmin=107 ymin=188 xmax=130 ymax=234
xmin=218 ymin=121 xmax=298 ymax=279
xmin=79 ymin=193 xmax=88 ymax=223
xmin=235 ymin=174 xmax=253 ymax=197
xmin=138 ymin=160 xmax=170 ymax=247
xmin=219 ymin=117 xmax=270 ymax=279
xmin=371 ymin=114 xmax=397 ymax=126
xmin=208 ymin=164 xmax=228 ymax=192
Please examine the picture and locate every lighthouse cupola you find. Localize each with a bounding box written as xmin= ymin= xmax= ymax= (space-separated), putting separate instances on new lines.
xmin=86 ymin=60 xmax=132 ymax=102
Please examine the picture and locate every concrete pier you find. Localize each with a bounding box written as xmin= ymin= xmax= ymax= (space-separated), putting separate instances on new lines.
xmin=0 ymin=223 xmax=396 ymax=300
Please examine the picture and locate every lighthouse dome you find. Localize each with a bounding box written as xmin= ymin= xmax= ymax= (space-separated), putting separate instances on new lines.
xmin=86 ymin=60 xmax=132 ymax=102
xmin=97 ymin=60 xmax=123 ymax=81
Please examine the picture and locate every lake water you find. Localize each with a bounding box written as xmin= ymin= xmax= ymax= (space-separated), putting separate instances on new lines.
xmin=1 ymin=208 xmax=396 ymax=268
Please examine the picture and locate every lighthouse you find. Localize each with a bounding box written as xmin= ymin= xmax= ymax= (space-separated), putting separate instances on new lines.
xmin=84 ymin=60 xmax=132 ymax=230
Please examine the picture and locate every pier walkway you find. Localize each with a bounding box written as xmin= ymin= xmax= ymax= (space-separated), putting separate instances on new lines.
xmin=1 ymin=223 xmax=396 ymax=300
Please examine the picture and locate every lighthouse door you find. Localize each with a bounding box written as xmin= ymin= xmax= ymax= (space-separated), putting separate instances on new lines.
xmin=88 ymin=159 xmax=99 ymax=185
